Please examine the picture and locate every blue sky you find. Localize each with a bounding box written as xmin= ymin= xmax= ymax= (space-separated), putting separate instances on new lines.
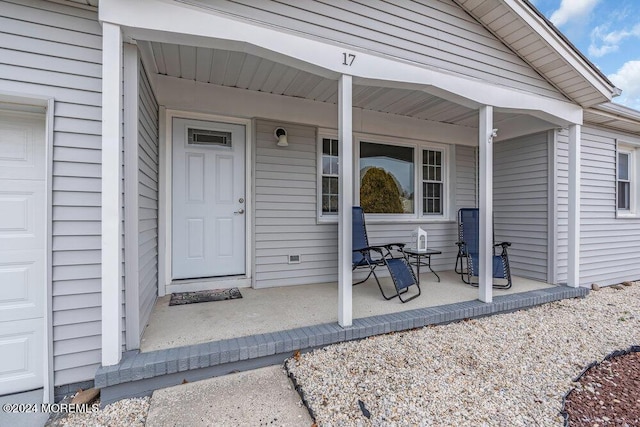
xmin=530 ymin=0 xmax=640 ymax=110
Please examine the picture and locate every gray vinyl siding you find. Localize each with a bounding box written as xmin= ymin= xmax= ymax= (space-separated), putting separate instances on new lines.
xmin=576 ymin=126 xmax=640 ymax=286
xmin=555 ymin=125 xmax=640 ymax=287
xmin=253 ymin=118 xmax=476 ymax=286
xmin=253 ymin=120 xmax=335 ymax=287
xmin=0 ymin=0 xmax=102 ymax=386
xmin=493 ymin=133 xmax=548 ymax=281
xmin=195 ymin=0 xmax=564 ymax=101
xmin=137 ymin=59 xmax=159 ymax=338
xmin=455 ymin=145 xmax=477 ymax=211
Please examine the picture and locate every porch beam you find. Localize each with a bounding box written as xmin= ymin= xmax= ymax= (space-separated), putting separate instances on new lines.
xmin=567 ymin=124 xmax=581 ymax=287
xmin=478 ymin=106 xmax=493 ymax=303
xmin=338 ymin=74 xmax=353 ymax=327
xmin=101 ymin=22 xmax=123 ymax=366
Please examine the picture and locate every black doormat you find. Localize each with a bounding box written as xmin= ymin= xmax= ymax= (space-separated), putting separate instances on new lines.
xmin=169 ymin=287 xmax=243 ymax=306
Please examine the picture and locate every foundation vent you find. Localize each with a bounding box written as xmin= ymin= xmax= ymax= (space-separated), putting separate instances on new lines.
xmin=288 ymin=255 xmax=301 ymax=264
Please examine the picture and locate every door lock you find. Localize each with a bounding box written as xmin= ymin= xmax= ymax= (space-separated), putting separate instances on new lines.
xmin=239 ymin=198 xmax=245 ymax=203
xmin=234 ymin=208 xmax=245 ymax=214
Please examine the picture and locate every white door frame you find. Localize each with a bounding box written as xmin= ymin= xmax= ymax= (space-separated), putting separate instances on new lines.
xmin=159 ymin=109 xmax=252 ymax=295
xmin=0 ymin=91 xmax=54 ymax=403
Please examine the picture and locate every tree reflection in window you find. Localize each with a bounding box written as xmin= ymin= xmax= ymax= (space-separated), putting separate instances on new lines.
xmin=360 ymin=142 xmax=414 ymax=214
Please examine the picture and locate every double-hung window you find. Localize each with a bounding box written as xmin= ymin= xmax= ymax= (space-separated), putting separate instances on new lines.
xmin=618 ymin=151 xmax=631 ymax=211
xmin=422 ymin=149 xmax=444 ymax=215
xmin=617 ymin=143 xmax=637 ymax=217
xmin=320 ymin=138 xmax=339 ymax=216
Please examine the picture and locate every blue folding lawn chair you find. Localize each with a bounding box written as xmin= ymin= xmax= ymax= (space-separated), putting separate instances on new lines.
xmin=455 ymin=208 xmax=512 ymax=289
xmin=352 ymin=206 xmax=421 ymax=302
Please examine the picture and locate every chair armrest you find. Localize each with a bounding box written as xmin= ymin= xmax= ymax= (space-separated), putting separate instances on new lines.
xmin=383 ymin=243 xmax=405 ymax=251
xmin=353 ymin=246 xmax=385 ymax=256
xmin=494 ymin=242 xmax=510 ymax=256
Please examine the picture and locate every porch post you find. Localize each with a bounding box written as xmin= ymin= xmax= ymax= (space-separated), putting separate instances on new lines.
xmin=567 ymin=124 xmax=581 ymax=287
xmin=123 ymin=43 xmax=141 ymax=350
xmin=338 ymin=75 xmax=353 ymax=327
xmin=101 ymin=22 xmax=123 ymax=366
xmin=478 ymin=106 xmax=493 ymax=303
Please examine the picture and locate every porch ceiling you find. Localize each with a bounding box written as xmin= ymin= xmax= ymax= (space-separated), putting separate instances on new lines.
xmin=140 ymin=41 xmax=522 ymax=128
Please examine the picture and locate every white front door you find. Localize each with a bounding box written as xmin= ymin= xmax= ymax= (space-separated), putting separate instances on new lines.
xmin=0 ymin=110 xmax=45 ymax=395
xmin=172 ymin=118 xmax=246 ymax=279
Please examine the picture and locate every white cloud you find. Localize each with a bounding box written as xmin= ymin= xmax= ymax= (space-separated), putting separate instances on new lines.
xmin=609 ymin=61 xmax=640 ymax=110
xmin=550 ymin=0 xmax=600 ymax=27
xmin=589 ymin=23 xmax=640 ymax=58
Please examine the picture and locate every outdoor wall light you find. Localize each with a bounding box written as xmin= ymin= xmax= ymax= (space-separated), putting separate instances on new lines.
xmin=275 ymin=127 xmax=288 ymax=147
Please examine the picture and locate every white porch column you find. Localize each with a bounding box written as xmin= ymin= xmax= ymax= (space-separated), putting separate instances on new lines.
xmin=123 ymin=43 xmax=140 ymax=350
xmin=338 ymin=75 xmax=353 ymax=327
xmin=567 ymin=124 xmax=581 ymax=287
xmin=101 ymin=22 xmax=123 ymax=366
xmin=478 ymin=106 xmax=493 ymax=303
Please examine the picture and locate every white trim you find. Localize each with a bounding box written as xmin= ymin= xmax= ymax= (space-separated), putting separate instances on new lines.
xmin=100 ymin=0 xmax=583 ymax=125
xmin=547 ymin=130 xmax=558 ymax=285
xmin=448 ymin=143 xmax=457 ymax=222
xmin=101 ymin=22 xmax=123 ymax=366
xmin=123 ymin=43 xmax=141 ymax=350
xmin=478 ymin=106 xmax=493 ymax=303
xmin=44 ymin=98 xmax=54 ymax=404
xmin=158 ymin=106 xmax=168 ymax=297
xmin=160 ymin=109 xmax=253 ymax=293
xmin=166 ymin=277 xmax=251 ymax=294
xmin=567 ymin=124 xmax=581 ymax=288
xmin=338 ymin=74 xmax=353 ymax=328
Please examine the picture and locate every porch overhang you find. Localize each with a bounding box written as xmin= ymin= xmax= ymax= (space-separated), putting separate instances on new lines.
xmin=99 ymin=0 xmax=582 ymax=126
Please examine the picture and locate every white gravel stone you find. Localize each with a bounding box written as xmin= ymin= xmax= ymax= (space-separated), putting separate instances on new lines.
xmin=286 ymin=284 xmax=640 ymax=426
xmin=49 ymin=396 xmax=149 ymax=427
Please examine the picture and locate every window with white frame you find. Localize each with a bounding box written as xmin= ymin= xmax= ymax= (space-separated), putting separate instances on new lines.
xmin=317 ymin=135 xmax=448 ymax=220
xmin=320 ymin=137 xmax=339 ymax=215
xmin=423 ymin=149 xmax=444 ymax=215
xmin=618 ymin=150 xmax=631 ymax=211
xmin=617 ymin=143 xmax=637 ymax=216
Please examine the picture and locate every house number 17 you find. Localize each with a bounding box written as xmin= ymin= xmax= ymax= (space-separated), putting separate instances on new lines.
xmin=342 ymin=52 xmax=356 ymax=66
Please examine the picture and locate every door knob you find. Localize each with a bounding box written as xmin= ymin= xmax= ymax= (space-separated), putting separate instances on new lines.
xmin=234 ymin=209 xmax=245 ymax=214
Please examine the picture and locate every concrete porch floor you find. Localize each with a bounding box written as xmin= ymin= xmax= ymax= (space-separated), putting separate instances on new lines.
xmin=140 ymin=270 xmax=554 ymax=352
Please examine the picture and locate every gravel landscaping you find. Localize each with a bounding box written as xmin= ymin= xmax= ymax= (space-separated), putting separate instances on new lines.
xmin=46 ymin=397 xmax=149 ymax=427
xmin=287 ymin=284 xmax=640 ymax=426
xmin=49 ymin=283 xmax=639 ymax=426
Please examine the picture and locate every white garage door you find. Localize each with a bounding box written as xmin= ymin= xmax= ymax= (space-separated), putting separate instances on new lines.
xmin=0 ymin=110 xmax=46 ymax=395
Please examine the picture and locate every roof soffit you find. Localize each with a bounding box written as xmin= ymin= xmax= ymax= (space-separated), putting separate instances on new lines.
xmin=454 ymin=0 xmax=619 ymax=108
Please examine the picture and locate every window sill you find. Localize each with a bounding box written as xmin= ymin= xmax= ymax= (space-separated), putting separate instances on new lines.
xmin=616 ymin=212 xmax=639 ymax=219
xmin=317 ymin=216 xmax=455 ymax=224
